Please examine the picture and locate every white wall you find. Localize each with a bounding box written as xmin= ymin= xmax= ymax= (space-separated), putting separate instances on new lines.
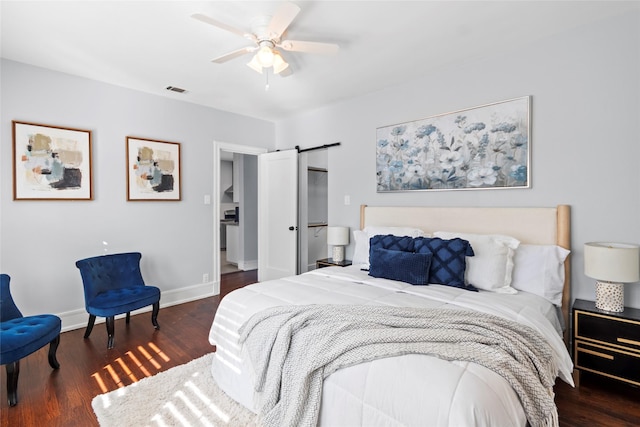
xmin=220 ymin=160 xmax=234 ymax=207
xmin=0 ymin=59 xmax=275 ymax=328
xmin=276 ymin=11 xmax=640 ymax=307
xmin=239 ymin=154 xmax=258 ymax=269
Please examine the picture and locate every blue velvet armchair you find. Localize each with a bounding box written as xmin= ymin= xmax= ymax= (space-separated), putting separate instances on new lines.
xmin=75 ymin=252 xmax=160 ymax=349
xmin=0 ymin=274 xmax=61 ymax=406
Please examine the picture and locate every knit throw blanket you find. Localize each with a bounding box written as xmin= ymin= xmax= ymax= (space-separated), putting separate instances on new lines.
xmin=238 ymin=305 xmax=559 ymax=427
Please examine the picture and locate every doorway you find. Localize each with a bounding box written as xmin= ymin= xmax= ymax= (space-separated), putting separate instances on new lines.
xmin=212 ymin=141 xmax=267 ymax=295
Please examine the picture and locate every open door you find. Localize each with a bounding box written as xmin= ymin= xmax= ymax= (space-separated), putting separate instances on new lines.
xmin=258 ymin=150 xmax=299 ymax=281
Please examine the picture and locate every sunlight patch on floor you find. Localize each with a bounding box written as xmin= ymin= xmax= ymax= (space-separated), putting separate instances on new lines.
xmin=138 ymin=345 xmax=162 ymax=369
xmin=104 ymin=364 xmax=124 ymax=388
xmin=146 ymin=378 xmax=232 ymax=426
xmin=92 ymin=372 xmax=108 ymax=394
xmin=126 ymin=350 xmax=151 ymax=376
xmin=115 ymin=357 xmax=138 ymax=383
xmin=149 ymin=342 xmax=171 ymax=362
xmin=92 ymin=343 xmax=172 ymax=394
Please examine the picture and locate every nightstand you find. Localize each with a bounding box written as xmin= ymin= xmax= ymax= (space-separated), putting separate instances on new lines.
xmin=572 ymin=299 xmax=640 ymax=387
xmin=316 ymin=258 xmax=352 ymax=268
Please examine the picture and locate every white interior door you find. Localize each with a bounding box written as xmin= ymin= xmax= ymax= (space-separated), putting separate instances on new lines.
xmin=258 ymin=150 xmax=298 ymax=281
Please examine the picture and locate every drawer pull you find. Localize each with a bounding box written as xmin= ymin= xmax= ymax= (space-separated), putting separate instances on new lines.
xmin=579 ymin=348 xmax=614 ymax=360
xmin=617 ymin=338 xmax=640 ymax=347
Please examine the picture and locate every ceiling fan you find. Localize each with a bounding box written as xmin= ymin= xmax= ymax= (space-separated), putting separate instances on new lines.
xmin=192 ymin=2 xmax=339 ymax=76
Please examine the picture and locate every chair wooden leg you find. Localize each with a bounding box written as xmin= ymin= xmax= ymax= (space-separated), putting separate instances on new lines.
xmin=151 ymin=302 xmax=160 ymax=330
xmin=84 ymin=314 xmax=96 ymax=339
xmin=126 ymin=312 xmax=131 ymax=324
xmin=6 ymin=361 xmax=19 ymax=407
xmin=106 ymin=316 xmax=115 ymax=349
xmin=48 ymin=335 xmax=61 ymax=369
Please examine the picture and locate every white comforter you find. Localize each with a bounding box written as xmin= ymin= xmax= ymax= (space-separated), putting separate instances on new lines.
xmin=208 ymin=266 xmax=574 ymax=427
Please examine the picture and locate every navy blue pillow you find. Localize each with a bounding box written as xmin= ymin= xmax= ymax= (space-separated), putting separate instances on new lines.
xmin=369 ymin=234 xmax=415 ymax=259
xmin=369 ymin=248 xmax=432 ymax=285
xmin=413 ymin=237 xmax=476 ymax=290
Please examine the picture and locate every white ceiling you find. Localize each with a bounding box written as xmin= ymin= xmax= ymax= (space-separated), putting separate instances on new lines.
xmin=2 ymin=1 xmax=637 ymax=122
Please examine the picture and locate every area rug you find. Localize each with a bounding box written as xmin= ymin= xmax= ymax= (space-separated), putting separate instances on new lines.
xmin=92 ymin=353 xmax=258 ymax=426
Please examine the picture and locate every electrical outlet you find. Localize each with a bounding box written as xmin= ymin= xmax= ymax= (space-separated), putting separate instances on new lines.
xmin=202 ymin=273 xmax=209 ymax=283
xmin=344 ymin=195 xmax=351 ymax=205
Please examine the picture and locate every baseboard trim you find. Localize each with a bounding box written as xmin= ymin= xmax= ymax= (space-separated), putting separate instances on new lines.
xmin=59 ymin=282 xmax=217 ymax=333
xmin=238 ymin=259 xmax=258 ymax=271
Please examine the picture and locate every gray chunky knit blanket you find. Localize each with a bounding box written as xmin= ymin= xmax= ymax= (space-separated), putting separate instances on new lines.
xmin=238 ymin=304 xmax=559 ymax=427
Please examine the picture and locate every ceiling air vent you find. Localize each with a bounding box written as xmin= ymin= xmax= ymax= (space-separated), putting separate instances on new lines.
xmin=166 ymin=86 xmax=187 ymax=93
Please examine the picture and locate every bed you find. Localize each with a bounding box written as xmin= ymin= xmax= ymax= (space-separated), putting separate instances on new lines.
xmin=208 ymin=205 xmax=574 ymax=427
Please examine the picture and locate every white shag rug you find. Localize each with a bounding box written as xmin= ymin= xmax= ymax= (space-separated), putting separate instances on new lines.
xmin=92 ymin=353 xmax=258 ymax=427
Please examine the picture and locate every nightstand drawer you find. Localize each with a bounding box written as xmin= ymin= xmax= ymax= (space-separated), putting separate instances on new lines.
xmin=316 ymin=258 xmax=352 ymax=268
xmin=575 ymin=310 xmax=640 ymax=352
xmin=575 ymin=340 xmax=640 ymax=386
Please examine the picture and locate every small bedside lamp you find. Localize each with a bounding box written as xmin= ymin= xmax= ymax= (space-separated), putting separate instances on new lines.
xmin=327 ymin=226 xmax=349 ymax=262
xmin=584 ymin=242 xmax=640 ymax=312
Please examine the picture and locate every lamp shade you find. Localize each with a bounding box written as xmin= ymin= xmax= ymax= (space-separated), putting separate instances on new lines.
xmin=327 ymin=226 xmax=349 ymax=246
xmin=272 ymin=52 xmax=289 ymax=74
xmin=247 ymin=55 xmax=264 ymax=74
xmin=584 ymin=242 xmax=640 ymax=283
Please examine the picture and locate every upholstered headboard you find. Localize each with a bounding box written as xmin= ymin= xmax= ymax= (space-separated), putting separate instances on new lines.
xmin=360 ymin=204 xmax=571 ymax=345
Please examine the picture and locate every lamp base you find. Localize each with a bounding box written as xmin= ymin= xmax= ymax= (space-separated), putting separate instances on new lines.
xmin=595 ymin=281 xmax=624 ymax=312
xmin=332 ymin=246 xmax=345 ymax=262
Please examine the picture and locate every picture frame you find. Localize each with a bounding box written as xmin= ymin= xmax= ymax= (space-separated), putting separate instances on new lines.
xmin=376 ymin=96 xmax=531 ymax=192
xmin=12 ymin=120 xmax=93 ymax=200
xmin=126 ymin=137 xmax=181 ymax=201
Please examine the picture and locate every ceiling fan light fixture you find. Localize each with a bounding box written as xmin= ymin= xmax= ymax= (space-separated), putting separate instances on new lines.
xmin=256 ymin=44 xmax=275 ymax=67
xmin=194 ymin=2 xmax=338 ymax=78
xmin=272 ymin=52 xmax=289 ymax=74
xmin=247 ymin=55 xmax=264 ymax=74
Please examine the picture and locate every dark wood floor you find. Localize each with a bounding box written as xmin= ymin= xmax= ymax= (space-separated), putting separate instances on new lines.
xmin=2 ymin=269 xmax=640 ymax=426
xmin=0 ymin=270 xmax=256 ymax=427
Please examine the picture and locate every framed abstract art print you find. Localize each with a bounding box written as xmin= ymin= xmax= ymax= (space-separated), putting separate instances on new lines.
xmin=12 ymin=120 xmax=93 ymax=200
xmin=126 ymin=136 xmax=181 ymax=201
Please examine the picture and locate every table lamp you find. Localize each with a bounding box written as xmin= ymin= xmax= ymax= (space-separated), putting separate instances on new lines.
xmin=327 ymin=226 xmax=349 ymax=262
xmin=584 ymin=242 xmax=640 ymax=312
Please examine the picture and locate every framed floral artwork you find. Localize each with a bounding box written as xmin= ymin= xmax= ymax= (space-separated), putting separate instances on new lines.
xmin=376 ymin=96 xmax=531 ymax=192
xmin=126 ymin=137 xmax=181 ymax=201
xmin=12 ymin=120 xmax=93 ymax=200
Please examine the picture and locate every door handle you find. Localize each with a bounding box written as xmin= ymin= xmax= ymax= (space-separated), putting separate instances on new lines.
xmin=289 ymin=226 xmax=295 ymax=231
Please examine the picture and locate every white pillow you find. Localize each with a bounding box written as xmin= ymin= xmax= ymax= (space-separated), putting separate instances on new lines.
xmin=352 ymin=227 xmax=427 ymax=268
xmin=433 ymin=231 xmax=520 ymax=293
xmin=352 ymin=230 xmax=370 ymax=266
xmin=512 ymin=244 xmax=570 ymax=306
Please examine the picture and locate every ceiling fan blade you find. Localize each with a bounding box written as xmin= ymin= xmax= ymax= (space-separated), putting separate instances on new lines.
xmin=211 ymin=47 xmax=256 ymax=63
xmin=192 ymin=13 xmax=256 ymax=41
xmin=279 ymin=40 xmax=339 ymax=54
xmin=267 ymin=2 xmax=301 ymax=38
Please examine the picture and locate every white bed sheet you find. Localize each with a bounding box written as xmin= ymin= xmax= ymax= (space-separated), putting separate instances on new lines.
xmin=208 ymin=266 xmax=573 ymax=426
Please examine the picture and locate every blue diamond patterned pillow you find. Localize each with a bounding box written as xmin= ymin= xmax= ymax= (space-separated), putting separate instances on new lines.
xmin=369 ymin=248 xmax=432 ymax=285
xmin=369 ymin=234 xmax=415 ymax=258
xmin=414 ymin=237 xmax=476 ymax=290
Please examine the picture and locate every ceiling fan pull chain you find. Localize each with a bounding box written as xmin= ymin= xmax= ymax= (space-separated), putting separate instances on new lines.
xmin=265 ymin=70 xmax=270 ymax=92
